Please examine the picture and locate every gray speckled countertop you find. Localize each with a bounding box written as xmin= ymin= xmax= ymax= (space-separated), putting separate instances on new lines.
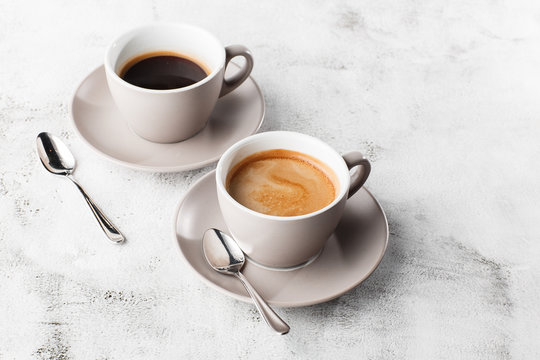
xmin=1 ymin=1 xmax=539 ymax=359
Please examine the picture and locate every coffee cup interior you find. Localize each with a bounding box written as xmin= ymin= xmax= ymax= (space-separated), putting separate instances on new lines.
xmin=105 ymin=24 xmax=225 ymax=85
xmin=217 ymin=132 xmax=351 ymax=218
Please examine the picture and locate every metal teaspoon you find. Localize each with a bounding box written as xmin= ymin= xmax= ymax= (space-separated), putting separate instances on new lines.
xmin=36 ymin=132 xmax=125 ymax=244
xmin=202 ymin=228 xmax=290 ymax=335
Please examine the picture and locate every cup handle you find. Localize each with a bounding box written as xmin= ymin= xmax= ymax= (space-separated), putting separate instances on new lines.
xmin=219 ymin=45 xmax=254 ymax=97
xmin=342 ymin=152 xmax=371 ymax=199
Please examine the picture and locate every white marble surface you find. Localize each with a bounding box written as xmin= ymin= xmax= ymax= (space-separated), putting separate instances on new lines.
xmin=1 ymin=0 xmax=539 ymax=358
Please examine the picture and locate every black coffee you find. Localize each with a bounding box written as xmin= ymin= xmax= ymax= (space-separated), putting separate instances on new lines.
xmin=120 ymin=51 xmax=209 ymax=90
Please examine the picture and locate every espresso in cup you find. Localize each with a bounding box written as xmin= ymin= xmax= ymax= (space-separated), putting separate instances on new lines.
xmin=119 ymin=51 xmax=210 ymax=90
xmin=216 ymin=131 xmax=371 ymax=268
xmin=105 ymin=23 xmax=254 ymax=143
xmin=226 ymin=149 xmax=338 ymax=216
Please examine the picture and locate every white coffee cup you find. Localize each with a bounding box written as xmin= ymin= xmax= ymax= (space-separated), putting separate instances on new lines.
xmin=104 ymin=23 xmax=253 ymax=143
xmin=216 ymin=131 xmax=371 ymax=269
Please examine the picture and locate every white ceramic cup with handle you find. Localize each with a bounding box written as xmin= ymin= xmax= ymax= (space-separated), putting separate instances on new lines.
xmin=104 ymin=23 xmax=253 ymax=143
xmin=216 ymin=131 xmax=371 ymax=269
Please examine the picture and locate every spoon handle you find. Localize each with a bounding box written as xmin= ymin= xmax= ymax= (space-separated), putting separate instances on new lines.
xmin=68 ymin=176 xmax=125 ymax=244
xmin=235 ymin=271 xmax=290 ymax=335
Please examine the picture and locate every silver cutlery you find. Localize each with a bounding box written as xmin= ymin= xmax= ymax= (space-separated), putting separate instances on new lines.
xmin=202 ymin=228 xmax=290 ymax=334
xmin=36 ymin=132 xmax=125 ymax=244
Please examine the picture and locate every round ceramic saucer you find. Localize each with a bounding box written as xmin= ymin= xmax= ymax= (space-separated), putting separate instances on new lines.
xmin=71 ymin=64 xmax=264 ymax=172
xmin=173 ymin=170 xmax=389 ymax=307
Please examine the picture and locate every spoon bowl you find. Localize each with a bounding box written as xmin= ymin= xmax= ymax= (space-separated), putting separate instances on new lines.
xmin=36 ymin=132 xmax=76 ymax=175
xmin=203 ymin=228 xmax=244 ymax=274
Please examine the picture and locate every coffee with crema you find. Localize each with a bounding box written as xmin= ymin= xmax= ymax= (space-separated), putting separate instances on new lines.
xmin=226 ymin=149 xmax=338 ymax=217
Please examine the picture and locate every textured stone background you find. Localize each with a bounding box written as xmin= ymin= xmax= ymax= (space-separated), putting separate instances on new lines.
xmin=1 ymin=0 xmax=539 ymax=359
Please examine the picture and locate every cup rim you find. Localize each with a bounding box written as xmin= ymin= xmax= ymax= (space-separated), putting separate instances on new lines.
xmin=103 ymin=22 xmax=225 ymax=94
xmin=216 ymin=131 xmax=351 ymax=222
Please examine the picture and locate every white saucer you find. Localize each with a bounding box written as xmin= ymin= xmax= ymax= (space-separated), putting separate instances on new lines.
xmin=71 ymin=64 xmax=265 ymax=172
xmin=173 ymin=170 xmax=389 ymax=307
